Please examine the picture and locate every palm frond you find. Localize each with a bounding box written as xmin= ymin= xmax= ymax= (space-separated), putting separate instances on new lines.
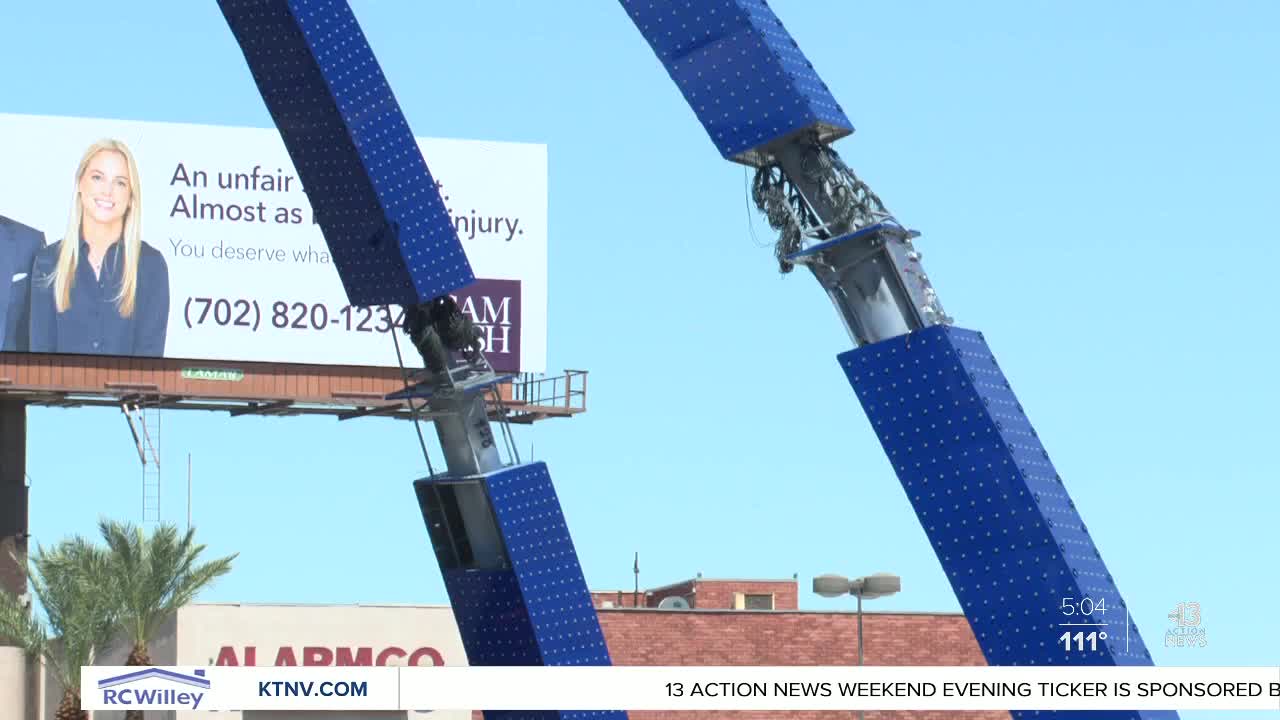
xmin=99 ymin=519 xmax=237 ymax=652
xmin=0 ymin=588 xmax=46 ymax=658
xmin=13 ymin=536 xmax=119 ymax=694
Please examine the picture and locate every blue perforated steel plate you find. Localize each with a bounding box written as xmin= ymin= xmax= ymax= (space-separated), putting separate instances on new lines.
xmin=418 ymin=463 xmax=624 ymax=719
xmin=219 ymin=0 xmax=474 ymax=306
xmin=484 ymin=462 xmax=615 ymax=667
xmin=619 ymin=0 xmax=852 ymax=164
xmin=442 ymin=568 xmax=543 ymax=666
xmin=841 ymin=326 xmax=1176 ymax=720
xmin=483 ymin=707 xmax=629 ymax=712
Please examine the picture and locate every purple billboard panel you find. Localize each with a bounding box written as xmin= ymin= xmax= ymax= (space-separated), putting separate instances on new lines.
xmin=451 ymin=279 xmax=520 ymax=374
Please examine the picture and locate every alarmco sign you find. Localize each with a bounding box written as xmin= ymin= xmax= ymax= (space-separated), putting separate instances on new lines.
xmin=0 ymin=113 xmax=546 ymax=373
xmin=213 ymin=645 xmax=444 ymax=667
xmin=162 ymin=603 xmax=471 ymax=719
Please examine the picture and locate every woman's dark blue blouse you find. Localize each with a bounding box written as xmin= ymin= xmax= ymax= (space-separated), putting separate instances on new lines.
xmin=28 ymin=238 xmax=170 ymax=357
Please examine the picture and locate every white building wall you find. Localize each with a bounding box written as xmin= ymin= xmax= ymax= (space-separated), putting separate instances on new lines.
xmin=172 ymin=603 xmax=471 ymax=720
xmin=0 ymin=647 xmax=28 ymax=720
xmin=16 ymin=603 xmax=476 ymax=720
xmin=172 ymin=602 xmax=468 ymax=720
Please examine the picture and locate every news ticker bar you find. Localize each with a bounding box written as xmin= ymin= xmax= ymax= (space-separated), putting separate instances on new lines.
xmin=81 ymin=666 xmax=1280 ymax=712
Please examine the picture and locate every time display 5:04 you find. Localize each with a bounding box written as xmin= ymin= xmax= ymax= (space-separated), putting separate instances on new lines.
xmin=1061 ymin=597 xmax=1106 ymax=617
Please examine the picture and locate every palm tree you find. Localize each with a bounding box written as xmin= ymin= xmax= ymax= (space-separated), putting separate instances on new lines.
xmin=0 ymin=536 xmax=119 ymax=720
xmin=98 ymin=519 xmax=236 ymax=720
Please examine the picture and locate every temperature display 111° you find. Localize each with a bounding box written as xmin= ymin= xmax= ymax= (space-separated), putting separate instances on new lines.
xmin=1059 ymin=596 xmax=1109 ymax=653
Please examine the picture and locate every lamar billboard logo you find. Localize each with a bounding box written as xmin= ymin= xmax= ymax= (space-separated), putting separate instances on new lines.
xmin=98 ymin=667 xmax=210 ymax=709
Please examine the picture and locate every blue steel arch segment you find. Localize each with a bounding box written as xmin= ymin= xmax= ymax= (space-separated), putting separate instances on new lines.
xmin=620 ymin=3 xmax=1175 ymax=713
xmin=217 ymin=0 xmax=474 ymax=307
xmin=418 ymin=463 xmax=626 ymax=720
xmin=484 ymin=463 xmax=615 ymax=667
xmin=221 ymin=7 xmax=624 ymax=719
xmin=419 ymin=463 xmax=617 ymax=669
xmin=842 ymin=326 xmax=1176 ymax=720
xmin=618 ymin=0 xmax=853 ymax=164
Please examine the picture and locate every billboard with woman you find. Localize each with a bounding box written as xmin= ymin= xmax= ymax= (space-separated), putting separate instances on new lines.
xmin=28 ymin=139 xmax=171 ymax=357
xmin=0 ymin=113 xmax=546 ymax=373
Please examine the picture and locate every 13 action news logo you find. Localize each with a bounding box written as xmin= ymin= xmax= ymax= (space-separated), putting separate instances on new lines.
xmin=98 ymin=667 xmax=209 ymax=709
xmin=1165 ymin=601 xmax=1208 ymax=648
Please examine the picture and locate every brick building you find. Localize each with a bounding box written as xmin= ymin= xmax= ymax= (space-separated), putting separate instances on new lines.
xmin=1 ymin=576 xmax=1006 ymax=720
xmin=589 ymin=577 xmax=1003 ymax=720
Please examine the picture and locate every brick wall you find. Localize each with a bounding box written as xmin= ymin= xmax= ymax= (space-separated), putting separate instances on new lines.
xmin=623 ymin=578 xmax=800 ymax=611
xmin=690 ymin=580 xmax=798 ymax=610
xmin=591 ymin=591 xmax=647 ymax=609
xmin=598 ymin=609 xmax=1008 ymax=720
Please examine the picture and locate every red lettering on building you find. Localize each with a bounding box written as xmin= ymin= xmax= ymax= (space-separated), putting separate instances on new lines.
xmin=215 ymin=647 xmax=238 ymax=666
xmin=303 ymin=646 xmax=333 ymax=666
xmin=215 ymin=645 xmax=443 ymax=667
xmin=336 ymin=647 xmax=373 ymax=666
xmin=408 ymin=647 xmax=443 ymax=666
xmin=215 ymin=646 xmax=258 ymax=666
xmin=375 ymin=647 xmax=405 ymax=666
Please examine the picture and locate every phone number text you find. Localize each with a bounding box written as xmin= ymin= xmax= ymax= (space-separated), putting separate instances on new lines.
xmin=182 ymin=297 xmax=406 ymax=334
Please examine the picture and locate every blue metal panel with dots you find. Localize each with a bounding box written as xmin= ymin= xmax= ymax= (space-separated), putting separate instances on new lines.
xmin=618 ymin=0 xmax=853 ymax=163
xmin=841 ymin=325 xmax=1177 ymax=720
xmin=465 ymin=709 xmax=624 ymax=720
xmin=217 ymin=0 xmax=474 ymax=307
xmin=441 ymin=569 xmax=543 ymax=666
xmin=425 ymin=463 xmax=626 ymax=720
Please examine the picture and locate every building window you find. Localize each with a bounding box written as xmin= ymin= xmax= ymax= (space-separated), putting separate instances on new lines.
xmin=742 ymin=593 xmax=774 ymax=610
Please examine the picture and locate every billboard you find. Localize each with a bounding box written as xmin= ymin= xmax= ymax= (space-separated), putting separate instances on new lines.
xmin=0 ymin=113 xmax=546 ymax=373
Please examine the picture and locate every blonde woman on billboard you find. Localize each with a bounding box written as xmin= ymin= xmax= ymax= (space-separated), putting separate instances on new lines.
xmin=29 ymin=139 xmax=169 ymax=357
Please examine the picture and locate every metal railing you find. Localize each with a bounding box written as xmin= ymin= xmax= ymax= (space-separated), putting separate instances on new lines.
xmin=510 ymin=370 xmax=588 ymax=412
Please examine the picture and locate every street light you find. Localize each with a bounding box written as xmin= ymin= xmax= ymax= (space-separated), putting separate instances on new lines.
xmin=813 ymin=572 xmax=901 ymax=720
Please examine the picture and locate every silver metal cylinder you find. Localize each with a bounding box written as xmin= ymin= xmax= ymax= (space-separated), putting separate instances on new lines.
xmin=433 ymin=393 xmax=503 ymax=477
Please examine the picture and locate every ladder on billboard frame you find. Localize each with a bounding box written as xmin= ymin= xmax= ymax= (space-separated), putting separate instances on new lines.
xmin=121 ymin=396 xmax=163 ymax=524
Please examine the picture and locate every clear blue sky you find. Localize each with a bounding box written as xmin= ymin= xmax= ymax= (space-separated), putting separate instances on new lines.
xmin=4 ymin=0 xmax=1277 ymax=691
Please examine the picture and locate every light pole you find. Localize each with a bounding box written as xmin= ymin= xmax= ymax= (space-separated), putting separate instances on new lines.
xmin=813 ymin=572 xmax=901 ymax=719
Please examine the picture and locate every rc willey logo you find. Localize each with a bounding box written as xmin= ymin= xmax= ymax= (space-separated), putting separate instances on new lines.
xmin=95 ymin=667 xmax=210 ymax=709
